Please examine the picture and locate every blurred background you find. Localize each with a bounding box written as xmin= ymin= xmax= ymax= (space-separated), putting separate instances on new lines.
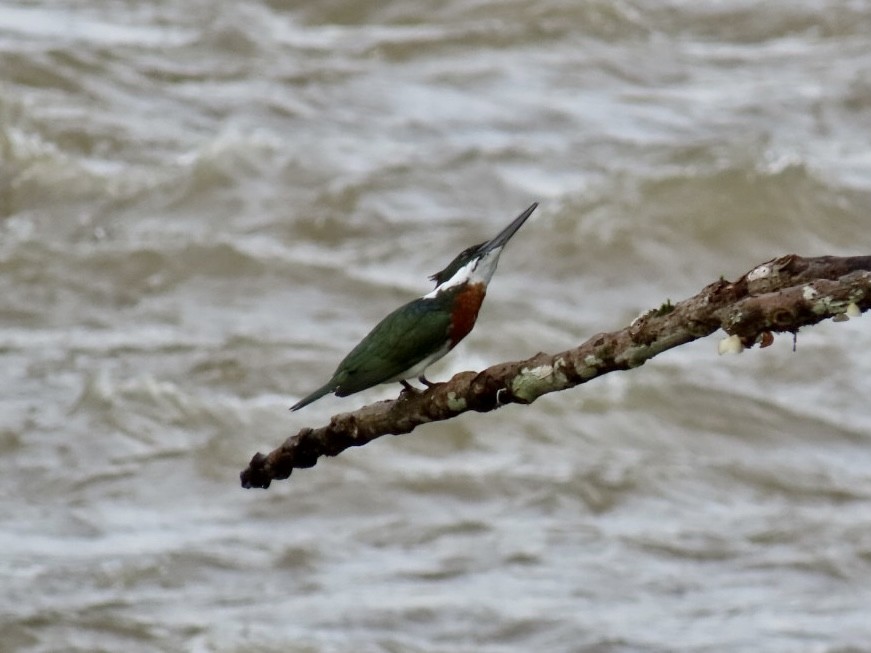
xmin=2 ymin=1 xmax=871 ymax=651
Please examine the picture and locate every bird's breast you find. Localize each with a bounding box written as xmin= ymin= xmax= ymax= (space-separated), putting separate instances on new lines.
xmin=448 ymin=282 xmax=487 ymax=346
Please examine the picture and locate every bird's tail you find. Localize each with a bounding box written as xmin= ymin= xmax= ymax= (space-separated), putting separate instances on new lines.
xmin=290 ymin=380 xmax=336 ymax=411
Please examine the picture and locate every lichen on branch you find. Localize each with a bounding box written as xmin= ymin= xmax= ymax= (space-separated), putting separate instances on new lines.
xmin=241 ymin=254 xmax=871 ymax=490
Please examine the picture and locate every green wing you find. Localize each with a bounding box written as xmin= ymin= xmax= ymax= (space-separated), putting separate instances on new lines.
xmin=331 ymin=296 xmax=451 ymax=396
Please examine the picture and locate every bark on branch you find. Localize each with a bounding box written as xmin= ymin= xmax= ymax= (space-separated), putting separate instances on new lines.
xmin=241 ymin=254 xmax=871 ymax=489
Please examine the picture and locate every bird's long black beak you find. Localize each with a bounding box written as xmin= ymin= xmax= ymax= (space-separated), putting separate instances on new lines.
xmin=480 ymin=202 xmax=538 ymax=255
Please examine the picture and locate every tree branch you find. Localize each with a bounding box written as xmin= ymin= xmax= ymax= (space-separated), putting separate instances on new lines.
xmin=241 ymin=254 xmax=871 ymax=489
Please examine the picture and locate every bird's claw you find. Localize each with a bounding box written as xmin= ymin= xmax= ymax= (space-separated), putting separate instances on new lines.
xmin=418 ymin=374 xmax=436 ymax=388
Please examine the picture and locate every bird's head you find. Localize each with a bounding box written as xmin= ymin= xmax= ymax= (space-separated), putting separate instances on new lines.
xmin=427 ymin=202 xmax=538 ymax=294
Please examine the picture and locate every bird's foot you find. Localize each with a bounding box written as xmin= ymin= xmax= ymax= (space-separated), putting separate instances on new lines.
xmin=399 ymin=380 xmax=420 ymax=396
xmin=418 ymin=374 xmax=436 ymax=388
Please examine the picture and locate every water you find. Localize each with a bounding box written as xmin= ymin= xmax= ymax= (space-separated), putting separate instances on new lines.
xmin=2 ymin=1 xmax=871 ymax=651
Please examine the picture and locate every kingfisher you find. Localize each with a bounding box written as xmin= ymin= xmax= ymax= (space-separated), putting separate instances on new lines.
xmin=290 ymin=202 xmax=538 ymax=411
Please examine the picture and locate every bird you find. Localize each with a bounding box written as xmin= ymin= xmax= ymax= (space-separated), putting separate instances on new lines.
xmin=290 ymin=202 xmax=538 ymax=411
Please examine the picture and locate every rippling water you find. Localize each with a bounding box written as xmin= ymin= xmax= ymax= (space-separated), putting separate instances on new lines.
xmin=2 ymin=1 xmax=871 ymax=651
